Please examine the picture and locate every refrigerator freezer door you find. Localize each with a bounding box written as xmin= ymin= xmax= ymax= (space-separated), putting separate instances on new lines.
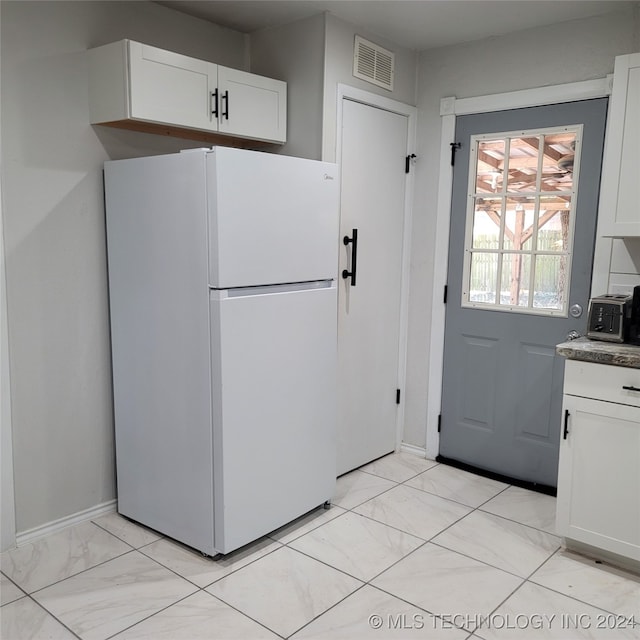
xmin=210 ymin=282 xmax=337 ymax=553
xmin=207 ymin=147 xmax=339 ymax=288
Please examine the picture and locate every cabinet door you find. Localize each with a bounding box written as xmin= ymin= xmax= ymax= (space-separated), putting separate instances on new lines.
xmin=599 ymin=53 xmax=640 ymax=237
xmin=128 ymin=41 xmax=218 ymax=132
xmin=556 ymin=395 xmax=640 ymax=561
xmin=217 ymin=66 xmax=286 ymax=143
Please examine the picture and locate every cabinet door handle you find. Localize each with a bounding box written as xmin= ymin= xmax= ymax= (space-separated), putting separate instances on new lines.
xmin=563 ymin=409 xmax=570 ymax=440
xmin=211 ymin=89 xmax=218 ymax=117
xmin=622 ymin=385 xmax=640 ymax=392
xmin=222 ymin=90 xmax=229 ymax=120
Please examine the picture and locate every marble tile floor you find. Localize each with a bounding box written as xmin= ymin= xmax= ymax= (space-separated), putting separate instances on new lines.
xmin=2 ymin=452 xmax=639 ymax=640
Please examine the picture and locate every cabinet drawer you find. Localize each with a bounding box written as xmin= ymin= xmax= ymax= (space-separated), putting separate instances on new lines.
xmin=564 ymin=359 xmax=640 ymax=407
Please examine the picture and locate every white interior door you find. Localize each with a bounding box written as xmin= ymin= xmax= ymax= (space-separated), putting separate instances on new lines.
xmin=337 ymin=98 xmax=409 ymax=475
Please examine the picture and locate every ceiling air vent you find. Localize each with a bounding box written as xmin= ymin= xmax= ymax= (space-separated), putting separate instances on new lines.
xmin=353 ymin=35 xmax=394 ymax=91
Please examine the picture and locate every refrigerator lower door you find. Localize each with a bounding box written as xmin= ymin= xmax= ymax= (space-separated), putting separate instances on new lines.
xmin=210 ymin=281 xmax=337 ymax=553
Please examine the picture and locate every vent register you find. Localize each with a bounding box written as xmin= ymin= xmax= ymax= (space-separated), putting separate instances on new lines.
xmin=353 ymin=35 xmax=395 ymax=91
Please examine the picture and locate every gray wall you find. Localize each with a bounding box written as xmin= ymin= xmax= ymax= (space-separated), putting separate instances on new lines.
xmin=322 ymin=14 xmax=418 ymax=162
xmin=4 ymin=0 xmax=640 ymax=532
xmin=250 ymin=11 xmax=419 ymax=163
xmin=403 ymin=6 xmax=640 ymax=448
xmin=2 ymin=0 xmax=419 ymax=534
xmin=1 ymin=0 xmax=247 ymax=533
xmin=250 ymin=14 xmax=326 ymax=161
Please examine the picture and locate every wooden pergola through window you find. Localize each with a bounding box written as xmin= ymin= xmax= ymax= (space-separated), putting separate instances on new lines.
xmin=468 ymin=131 xmax=577 ymax=310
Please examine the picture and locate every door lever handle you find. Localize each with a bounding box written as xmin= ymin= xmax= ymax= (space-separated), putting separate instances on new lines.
xmin=342 ymin=229 xmax=358 ymax=287
xmin=622 ymin=385 xmax=640 ymax=392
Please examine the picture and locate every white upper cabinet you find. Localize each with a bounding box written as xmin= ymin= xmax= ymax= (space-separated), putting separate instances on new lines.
xmin=88 ymin=40 xmax=287 ymax=144
xmin=128 ymin=42 xmax=218 ymax=133
xmin=599 ymin=53 xmax=640 ymax=237
xmin=217 ymin=67 xmax=286 ymax=144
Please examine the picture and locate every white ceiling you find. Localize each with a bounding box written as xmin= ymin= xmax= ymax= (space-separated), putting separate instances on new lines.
xmin=157 ymin=0 xmax=635 ymax=52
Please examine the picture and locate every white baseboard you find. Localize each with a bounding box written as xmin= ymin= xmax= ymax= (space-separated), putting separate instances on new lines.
xmin=400 ymin=442 xmax=432 ymax=459
xmin=15 ymin=499 xmax=117 ymax=547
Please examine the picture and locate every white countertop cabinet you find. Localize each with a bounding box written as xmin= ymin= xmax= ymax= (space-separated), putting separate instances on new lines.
xmin=556 ymin=360 xmax=640 ymax=564
xmin=598 ymin=52 xmax=640 ymax=237
xmin=88 ymin=40 xmax=286 ymax=144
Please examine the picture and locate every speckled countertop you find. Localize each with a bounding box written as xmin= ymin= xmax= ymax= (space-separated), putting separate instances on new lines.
xmin=556 ymin=337 xmax=640 ymax=369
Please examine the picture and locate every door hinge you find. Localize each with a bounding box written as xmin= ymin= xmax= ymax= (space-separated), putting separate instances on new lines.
xmin=405 ymin=154 xmax=416 ymax=174
xmin=437 ymin=414 xmax=442 ymax=432
xmin=396 ymin=389 xmax=401 ymax=405
xmin=450 ymin=142 xmax=461 ymax=166
xmin=443 ymin=285 xmax=448 ymax=304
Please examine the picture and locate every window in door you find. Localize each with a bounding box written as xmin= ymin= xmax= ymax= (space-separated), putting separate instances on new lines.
xmin=462 ymin=126 xmax=582 ymax=316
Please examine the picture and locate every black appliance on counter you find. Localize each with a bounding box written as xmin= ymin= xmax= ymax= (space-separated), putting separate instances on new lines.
xmin=629 ymin=285 xmax=640 ymax=345
xmin=587 ymin=286 xmax=640 ymax=344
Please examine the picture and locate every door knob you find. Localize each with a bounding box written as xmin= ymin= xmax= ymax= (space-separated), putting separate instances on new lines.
xmin=569 ymin=303 xmax=583 ymax=318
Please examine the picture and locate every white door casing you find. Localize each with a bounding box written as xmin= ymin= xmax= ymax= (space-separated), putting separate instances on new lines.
xmin=335 ymin=85 xmax=416 ymax=475
xmin=1 ymin=162 xmax=16 ymax=552
xmin=1 ymin=11 xmax=16 ymax=546
xmin=427 ymin=77 xmax=613 ymax=460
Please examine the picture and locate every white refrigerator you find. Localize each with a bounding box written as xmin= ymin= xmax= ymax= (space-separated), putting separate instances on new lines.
xmin=104 ymin=147 xmax=339 ymax=555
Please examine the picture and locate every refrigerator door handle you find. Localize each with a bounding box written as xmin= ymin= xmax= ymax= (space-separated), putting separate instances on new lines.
xmin=218 ymin=280 xmax=335 ymax=299
xmin=342 ymin=229 xmax=358 ymax=287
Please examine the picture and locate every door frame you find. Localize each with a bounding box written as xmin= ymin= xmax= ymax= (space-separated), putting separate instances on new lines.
xmin=335 ymin=84 xmax=417 ymax=453
xmin=1 ymin=165 xmax=16 ymax=552
xmin=426 ymin=76 xmax=614 ymax=459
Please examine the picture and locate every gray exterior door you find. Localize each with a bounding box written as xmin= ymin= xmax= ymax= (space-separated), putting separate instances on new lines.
xmin=439 ymin=99 xmax=608 ymax=488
